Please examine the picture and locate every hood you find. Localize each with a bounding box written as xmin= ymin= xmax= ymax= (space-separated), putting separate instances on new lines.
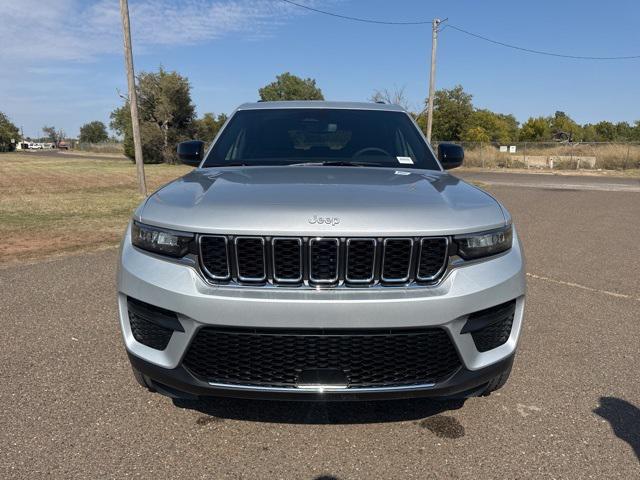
xmin=138 ymin=166 xmax=506 ymax=236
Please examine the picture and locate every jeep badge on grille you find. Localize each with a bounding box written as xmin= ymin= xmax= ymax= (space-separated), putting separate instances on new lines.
xmin=308 ymin=215 xmax=340 ymax=226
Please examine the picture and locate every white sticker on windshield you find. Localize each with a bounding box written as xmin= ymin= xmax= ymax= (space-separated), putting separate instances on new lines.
xmin=397 ymin=156 xmax=414 ymax=164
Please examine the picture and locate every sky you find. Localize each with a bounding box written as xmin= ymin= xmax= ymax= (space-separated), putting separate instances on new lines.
xmin=1 ymin=0 xmax=639 ymax=138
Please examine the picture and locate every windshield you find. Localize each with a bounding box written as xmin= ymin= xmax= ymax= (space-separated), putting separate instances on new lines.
xmin=202 ymin=108 xmax=440 ymax=170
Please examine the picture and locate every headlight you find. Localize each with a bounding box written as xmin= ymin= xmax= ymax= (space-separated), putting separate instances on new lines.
xmin=131 ymin=221 xmax=194 ymax=257
xmin=454 ymin=224 xmax=513 ymax=260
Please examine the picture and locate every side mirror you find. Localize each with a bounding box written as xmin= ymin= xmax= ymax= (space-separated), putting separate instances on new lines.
xmin=177 ymin=140 xmax=205 ymax=166
xmin=437 ymin=143 xmax=464 ymax=170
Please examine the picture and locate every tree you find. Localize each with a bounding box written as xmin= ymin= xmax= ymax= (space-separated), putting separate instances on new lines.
xmin=79 ymin=121 xmax=109 ymax=143
xmin=418 ymin=85 xmax=474 ymax=141
xmin=582 ymin=124 xmax=598 ymax=142
xmin=614 ymin=121 xmax=634 ymax=141
xmin=463 ymin=109 xmax=518 ymax=144
xmin=461 ymin=126 xmax=491 ymax=143
xmin=519 ymin=117 xmax=552 ymax=141
xmin=630 ymin=121 xmax=640 ymax=141
xmin=588 ymin=121 xmax=615 ymax=141
xmin=415 ymin=85 xmax=519 ymax=143
xmin=110 ymin=103 xmax=134 ymax=158
xmin=370 ymin=86 xmax=411 ymax=111
xmin=111 ymin=66 xmax=196 ymax=163
xmin=0 ymin=112 xmax=20 ymax=151
xmin=42 ymin=125 xmax=65 ymax=145
xmin=195 ymin=113 xmax=228 ymax=144
xmin=550 ymin=111 xmax=582 ymax=142
xmin=259 ymin=72 xmax=324 ymax=101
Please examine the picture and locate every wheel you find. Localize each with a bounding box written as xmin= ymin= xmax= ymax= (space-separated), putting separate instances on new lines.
xmin=480 ymin=363 xmax=513 ymax=396
xmin=131 ymin=366 xmax=156 ymax=392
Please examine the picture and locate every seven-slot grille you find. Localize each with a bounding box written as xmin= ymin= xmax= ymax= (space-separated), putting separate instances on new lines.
xmin=199 ymin=235 xmax=448 ymax=287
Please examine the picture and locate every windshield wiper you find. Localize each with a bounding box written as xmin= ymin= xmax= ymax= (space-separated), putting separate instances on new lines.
xmin=210 ymin=161 xmax=388 ymax=168
xmin=211 ymin=162 xmax=250 ymax=167
xmin=289 ymin=160 xmax=384 ymax=167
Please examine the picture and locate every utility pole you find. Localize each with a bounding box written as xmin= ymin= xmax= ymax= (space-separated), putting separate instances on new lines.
xmin=119 ymin=0 xmax=147 ymax=196
xmin=426 ymin=18 xmax=442 ymax=144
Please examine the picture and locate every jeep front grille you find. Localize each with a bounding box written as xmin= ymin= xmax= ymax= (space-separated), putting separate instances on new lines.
xmin=198 ymin=235 xmax=448 ymax=287
xmin=272 ymin=238 xmax=303 ymax=283
xmin=235 ymin=237 xmax=266 ymax=282
xmin=309 ymin=238 xmax=339 ymax=283
xmin=345 ymin=239 xmax=376 ymax=283
xmin=417 ymin=238 xmax=449 ymax=281
xmin=382 ymin=238 xmax=413 ymax=282
xmin=200 ymin=236 xmax=230 ymax=280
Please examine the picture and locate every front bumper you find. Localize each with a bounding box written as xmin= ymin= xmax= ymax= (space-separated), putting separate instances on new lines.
xmin=129 ymin=350 xmax=515 ymax=401
xmin=117 ymin=224 xmax=526 ymax=399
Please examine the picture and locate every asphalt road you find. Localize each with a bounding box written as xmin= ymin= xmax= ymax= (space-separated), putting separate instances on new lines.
xmin=1 ymin=172 xmax=639 ymax=479
xmin=9 ymin=149 xmax=125 ymax=161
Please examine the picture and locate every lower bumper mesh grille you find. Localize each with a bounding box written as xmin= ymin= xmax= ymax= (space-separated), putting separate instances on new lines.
xmin=464 ymin=300 xmax=516 ymax=352
xmin=129 ymin=315 xmax=172 ymax=350
xmin=127 ymin=297 xmax=183 ymax=351
xmin=183 ymin=327 xmax=462 ymax=388
xmin=472 ymin=315 xmax=514 ymax=352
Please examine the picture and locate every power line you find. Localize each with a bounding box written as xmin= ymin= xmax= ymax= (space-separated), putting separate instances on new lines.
xmin=279 ymin=0 xmax=640 ymax=60
xmin=279 ymin=0 xmax=430 ymax=25
xmin=444 ymin=24 xmax=640 ymax=60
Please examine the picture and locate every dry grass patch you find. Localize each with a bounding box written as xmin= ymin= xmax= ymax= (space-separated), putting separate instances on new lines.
xmin=461 ymin=142 xmax=640 ymax=170
xmin=0 ymin=152 xmax=190 ymax=264
xmin=76 ymin=142 xmax=125 ymax=155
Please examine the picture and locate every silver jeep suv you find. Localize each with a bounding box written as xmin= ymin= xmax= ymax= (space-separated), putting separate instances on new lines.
xmin=117 ymin=101 xmax=525 ymax=401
